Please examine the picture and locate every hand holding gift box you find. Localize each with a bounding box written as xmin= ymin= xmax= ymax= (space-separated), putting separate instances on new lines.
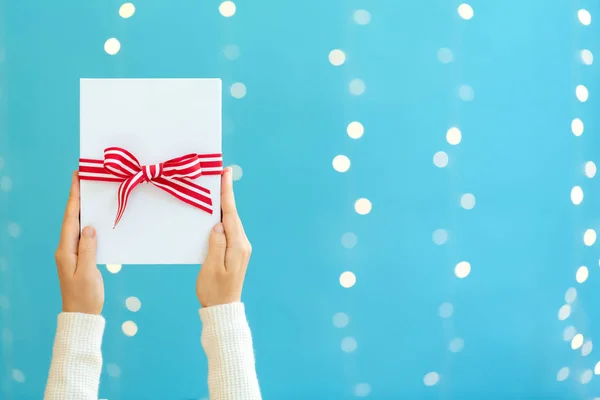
xmin=79 ymin=78 xmax=222 ymax=264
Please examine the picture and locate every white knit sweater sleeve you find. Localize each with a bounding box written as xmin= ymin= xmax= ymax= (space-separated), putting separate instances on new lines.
xmin=44 ymin=312 xmax=105 ymax=400
xmin=200 ymin=302 xmax=262 ymax=400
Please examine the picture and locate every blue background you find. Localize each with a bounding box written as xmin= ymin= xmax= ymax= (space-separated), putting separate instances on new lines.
xmin=1 ymin=0 xmax=600 ymax=399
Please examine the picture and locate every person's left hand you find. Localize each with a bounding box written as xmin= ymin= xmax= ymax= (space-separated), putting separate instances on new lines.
xmin=54 ymin=172 xmax=104 ymax=315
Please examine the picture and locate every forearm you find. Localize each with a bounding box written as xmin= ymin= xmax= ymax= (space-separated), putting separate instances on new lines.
xmin=44 ymin=312 xmax=105 ymax=400
xmin=200 ymin=303 xmax=261 ymax=400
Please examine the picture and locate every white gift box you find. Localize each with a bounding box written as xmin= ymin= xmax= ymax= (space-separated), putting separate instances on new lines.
xmin=79 ymin=78 xmax=222 ymax=265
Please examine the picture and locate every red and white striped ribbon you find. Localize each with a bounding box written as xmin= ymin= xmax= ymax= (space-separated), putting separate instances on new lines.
xmin=79 ymin=147 xmax=223 ymax=227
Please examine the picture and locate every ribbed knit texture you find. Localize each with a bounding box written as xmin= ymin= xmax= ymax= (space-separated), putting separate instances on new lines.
xmin=44 ymin=313 xmax=105 ymax=400
xmin=200 ymin=302 xmax=261 ymax=400
xmin=43 ymin=303 xmax=261 ymax=399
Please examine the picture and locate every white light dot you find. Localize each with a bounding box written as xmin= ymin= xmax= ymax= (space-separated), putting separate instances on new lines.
xmin=557 ymin=367 xmax=570 ymax=381
xmin=230 ymin=164 xmax=243 ymax=181
xmin=571 ymin=186 xmax=584 ymax=205
xmin=460 ymin=193 xmax=476 ymax=210
xmin=595 ymin=361 xmax=600 ymax=375
xmin=581 ymin=49 xmax=594 ymax=65
xmin=230 ymin=82 xmax=246 ymax=99
xmin=433 ymin=151 xmax=449 ymax=168
xmin=8 ymin=222 xmax=21 ymax=238
xmin=349 ymin=79 xmax=366 ymax=96
xmin=437 ymin=48 xmax=453 ymax=64
xmin=353 ymin=9 xmax=371 ymax=25
xmin=576 ymin=266 xmax=589 ymax=283
xmin=558 ymin=304 xmax=571 ymax=320
xmin=572 ymin=118 xmax=584 ymax=136
xmin=449 ymin=337 xmax=464 ymax=353
xmin=584 ymin=230 xmax=596 ymax=246
xmin=432 ymin=229 xmax=448 ymax=245
xmin=347 ymin=121 xmax=364 ymax=139
xmin=354 ymin=198 xmax=372 ymax=215
xmin=341 ymin=336 xmax=357 ymax=352
xmin=458 ymin=84 xmax=474 ymax=101
xmin=219 ymin=1 xmax=236 ymax=17
xmin=125 ymin=296 xmax=141 ymax=312
xmin=423 ymin=372 xmax=440 ymax=386
xmin=576 ymin=85 xmax=589 ymax=102
xmin=565 ymin=287 xmax=577 ymax=304
xmin=223 ymin=44 xmax=240 ymax=60
xmin=333 ymin=312 xmax=349 ymax=328
xmin=340 ymin=271 xmax=356 ymax=288
xmin=581 ymin=369 xmax=593 ymax=384
xmin=564 ymin=326 xmax=577 ymax=341
xmin=11 ymin=369 xmax=25 ymax=383
xmin=455 ymin=261 xmax=471 ymax=278
xmin=104 ymin=38 xmax=121 ymax=55
xmin=341 ymin=232 xmax=358 ymax=249
xmin=457 ymin=3 xmax=474 ymax=20
xmin=572 ymin=333 xmax=584 ymax=349
xmin=446 ymin=127 xmax=462 ymax=145
xmin=107 ymin=363 xmax=121 ymax=377
xmin=583 ymin=340 xmax=593 ymax=356
xmin=119 ymin=3 xmax=135 ymax=18
xmin=122 ymin=320 xmax=138 ymax=337
xmin=107 ymin=264 xmax=122 ymax=273
xmin=439 ymin=302 xmax=454 ymax=318
xmin=329 ymin=49 xmax=346 ymax=66
xmin=332 ymin=155 xmax=351 ymax=173
xmin=578 ymin=9 xmax=592 ymax=26
xmin=354 ymin=383 xmax=371 ymax=397
xmin=586 ymin=161 xmax=597 ymax=178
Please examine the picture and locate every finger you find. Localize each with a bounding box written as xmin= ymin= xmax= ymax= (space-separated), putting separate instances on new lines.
xmin=76 ymin=226 xmax=97 ymax=274
xmin=221 ymin=167 xmax=244 ymax=247
xmin=202 ymin=223 xmax=227 ymax=270
xmin=221 ymin=167 xmax=237 ymax=216
xmin=56 ymin=172 xmax=80 ymax=277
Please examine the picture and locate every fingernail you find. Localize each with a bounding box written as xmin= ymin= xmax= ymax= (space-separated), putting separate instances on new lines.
xmin=72 ymin=172 xmax=78 ymax=184
xmin=214 ymin=223 xmax=224 ymax=233
xmin=82 ymin=226 xmax=96 ymax=238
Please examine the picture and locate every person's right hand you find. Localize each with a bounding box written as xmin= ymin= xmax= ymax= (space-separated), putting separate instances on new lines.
xmin=54 ymin=172 xmax=104 ymax=315
xmin=196 ymin=167 xmax=252 ymax=308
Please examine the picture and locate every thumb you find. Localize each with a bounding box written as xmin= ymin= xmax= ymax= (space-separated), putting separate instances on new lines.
xmin=203 ymin=223 xmax=226 ymax=268
xmin=77 ymin=226 xmax=98 ymax=273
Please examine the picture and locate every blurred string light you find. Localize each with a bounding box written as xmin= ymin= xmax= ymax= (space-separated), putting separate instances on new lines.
xmin=557 ymin=8 xmax=595 ymax=386
xmin=329 ymin=49 xmax=346 ymax=66
xmin=457 ymin=3 xmax=474 ymax=20
xmin=580 ymin=49 xmax=593 ymax=65
xmin=571 ymin=186 xmax=583 ymax=205
xmin=119 ymin=3 xmax=135 ymax=18
xmin=433 ymin=151 xmax=448 ymax=168
xmin=106 ymin=264 xmax=122 ymax=273
xmin=347 ymin=121 xmax=364 ymax=139
xmin=332 ymin=155 xmax=351 ymax=173
xmin=585 ymin=161 xmax=596 ymax=178
xmin=219 ymin=1 xmax=236 ymax=17
xmin=230 ymin=164 xmax=243 ymax=181
xmin=104 ymin=38 xmax=121 ymax=55
xmin=427 ymin=4 xmax=474 ymax=388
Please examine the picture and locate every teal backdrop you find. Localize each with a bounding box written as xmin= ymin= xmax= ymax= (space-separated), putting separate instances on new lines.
xmin=1 ymin=0 xmax=600 ymax=399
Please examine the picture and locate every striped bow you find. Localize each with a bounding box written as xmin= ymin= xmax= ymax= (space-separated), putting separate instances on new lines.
xmin=79 ymin=147 xmax=223 ymax=227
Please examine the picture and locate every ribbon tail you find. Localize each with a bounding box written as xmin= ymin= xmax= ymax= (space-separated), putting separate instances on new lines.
xmin=113 ymin=171 xmax=145 ymax=228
